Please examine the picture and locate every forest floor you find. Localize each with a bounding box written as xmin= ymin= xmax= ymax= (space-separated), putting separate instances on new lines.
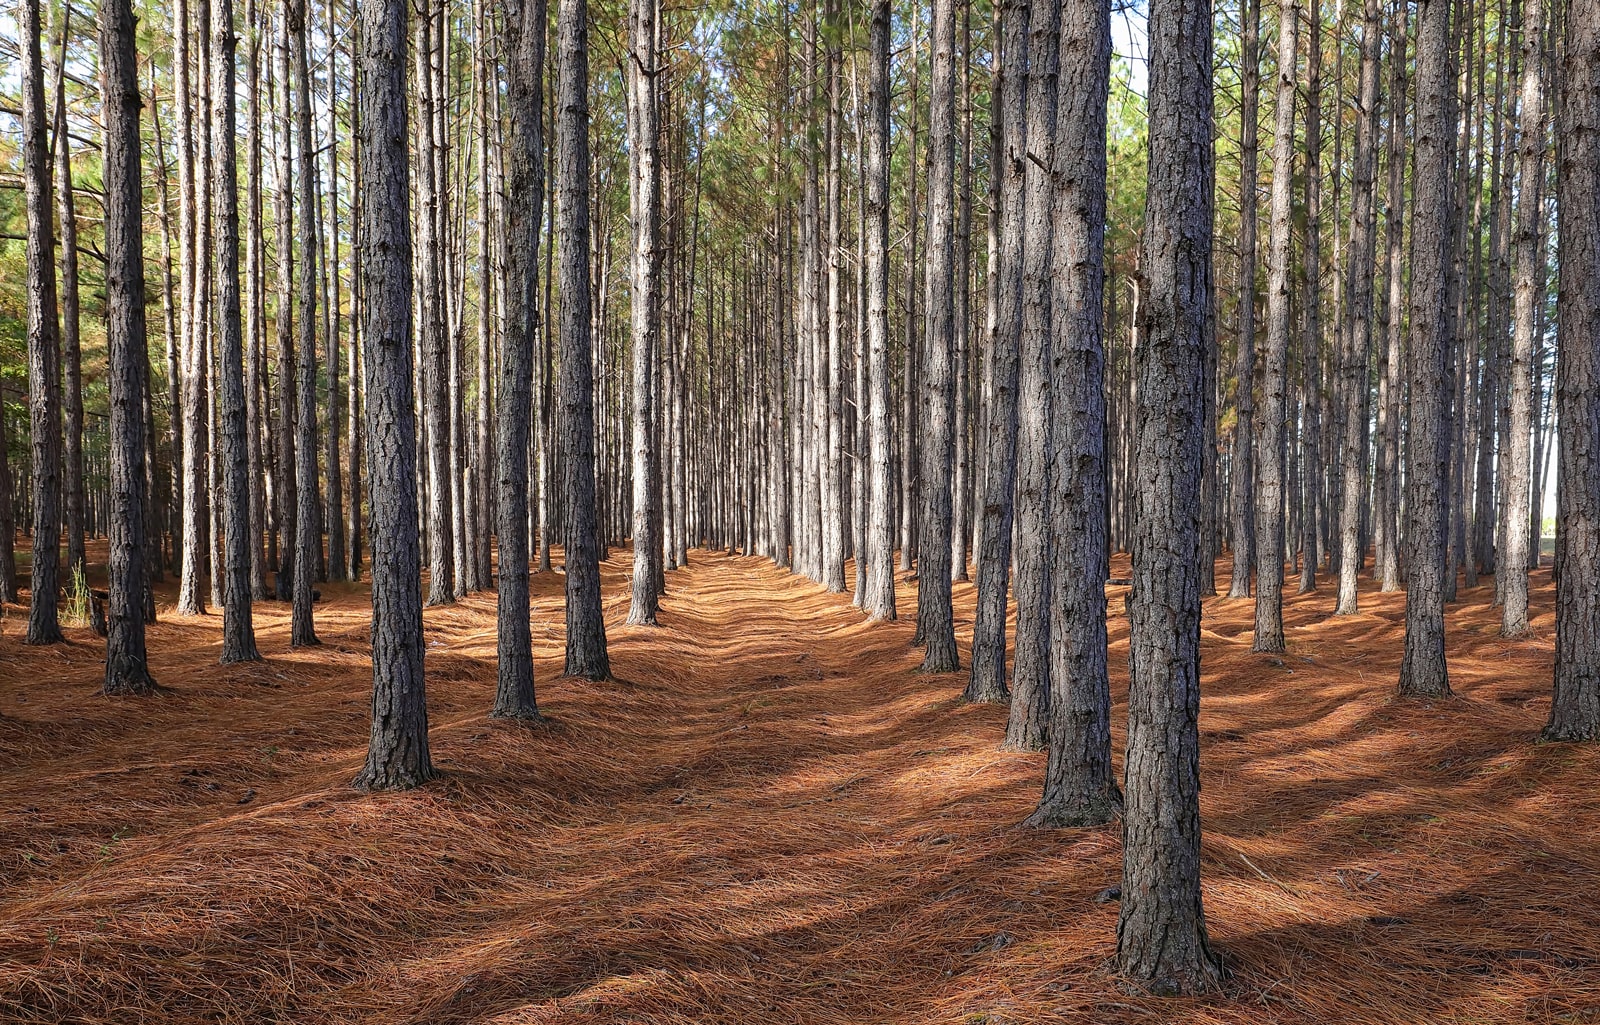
xmin=0 ymin=545 xmax=1597 ymax=1024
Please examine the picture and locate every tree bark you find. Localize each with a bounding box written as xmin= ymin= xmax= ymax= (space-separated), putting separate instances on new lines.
xmin=1398 ymin=0 xmax=1455 ymax=700
xmin=627 ymin=0 xmax=665 ymax=625
xmin=1117 ymin=0 xmax=1222 ymax=992
xmin=1253 ymin=0 xmax=1298 ymax=652
xmin=21 ymin=0 xmax=64 ymax=645
xmin=353 ymin=0 xmax=434 ymax=790
xmin=1335 ymin=0 xmax=1382 ymax=614
xmin=1228 ymin=0 xmax=1261 ymax=600
xmin=1502 ymin=0 xmax=1544 ymax=637
xmin=50 ymin=4 xmax=85 ymax=585
xmin=216 ymin=0 xmax=262 ymax=662
xmin=1546 ymin=0 xmax=1600 ymax=741
xmin=290 ymin=0 xmax=322 ymax=647
xmin=493 ymin=0 xmax=547 ymax=720
xmin=101 ymin=0 xmax=157 ymax=695
xmin=1027 ymin=0 xmax=1119 ymax=827
xmin=557 ymin=0 xmax=611 ymax=680
xmin=966 ymin=0 xmax=1026 ymax=701
xmin=1002 ymin=0 xmax=1058 ymax=751
xmin=863 ymin=0 xmax=898 ymax=623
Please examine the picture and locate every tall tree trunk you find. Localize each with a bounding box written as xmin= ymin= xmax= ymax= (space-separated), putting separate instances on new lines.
xmin=1376 ymin=0 xmax=1407 ymax=592
xmin=1398 ymin=0 xmax=1455 ymax=699
xmin=290 ymin=0 xmax=322 ymax=646
xmin=0 ymin=398 xmax=16 ymax=604
xmin=1502 ymin=0 xmax=1544 ymax=636
xmin=1002 ymin=0 xmax=1058 ymax=751
xmin=626 ymin=0 xmax=664 ymax=625
xmin=494 ymin=0 xmax=547 ymax=719
xmin=1118 ymin=0 xmax=1222 ymax=991
xmin=353 ymin=0 xmax=433 ymax=790
xmin=966 ymin=0 xmax=1026 ymax=701
xmin=822 ymin=0 xmax=846 ymax=594
xmin=1254 ymin=0 xmax=1298 ymax=652
xmin=863 ymin=0 xmax=898 ymax=623
xmin=273 ymin=6 xmax=298 ymax=602
xmin=245 ymin=0 xmax=270 ymax=599
xmin=1547 ymin=0 xmax=1600 ymax=739
xmin=899 ymin=6 xmax=920 ymax=574
xmin=101 ymin=0 xmax=157 ymax=694
xmin=916 ymin=0 xmax=959 ymax=672
xmin=1335 ymin=0 xmax=1382 ymax=613
xmin=417 ymin=0 xmax=455 ymax=606
xmin=1228 ymin=0 xmax=1261 ymax=600
xmin=1027 ymin=0 xmax=1119 ymax=827
xmin=21 ymin=0 xmax=64 ymax=645
xmin=216 ymin=0 xmax=262 ymax=662
xmin=1300 ymin=0 xmax=1325 ymax=595
xmin=557 ymin=0 xmax=611 ymax=680
xmin=50 ymin=4 xmax=85 ymax=585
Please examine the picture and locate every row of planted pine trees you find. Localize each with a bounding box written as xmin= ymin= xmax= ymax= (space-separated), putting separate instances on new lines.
xmin=3 ymin=0 xmax=1599 ymax=998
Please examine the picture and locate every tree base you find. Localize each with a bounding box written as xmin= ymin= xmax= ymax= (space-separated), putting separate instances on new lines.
xmin=1023 ymin=788 xmax=1122 ymax=829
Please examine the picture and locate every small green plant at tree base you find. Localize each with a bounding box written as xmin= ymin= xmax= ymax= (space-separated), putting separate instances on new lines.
xmin=65 ymin=564 xmax=90 ymax=628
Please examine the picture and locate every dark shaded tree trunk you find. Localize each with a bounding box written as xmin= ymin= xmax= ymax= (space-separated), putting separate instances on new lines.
xmin=1027 ymin=0 xmax=1119 ymax=827
xmin=557 ymin=0 xmax=611 ymax=681
xmin=290 ymin=0 xmax=321 ymax=647
xmin=1376 ymin=0 xmax=1407 ymax=593
xmin=353 ymin=0 xmax=434 ymax=790
xmin=493 ymin=0 xmax=547 ymax=720
xmin=1116 ymin=0 xmax=1223 ymax=993
xmin=0 ymin=402 xmax=16 ymax=605
xmin=21 ymin=0 xmax=64 ymax=645
xmin=273 ymin=8 xmax=298 ymax=603
xmin=1398 ymin=0 xmax=1455 ymax=700
xmin=1546 ymin=0 xmax=1600 ymax=741
xmin=215 ymin=0 xmax=262 ymax=663
xmin=100 ymin=0 xmax=157 ymax=695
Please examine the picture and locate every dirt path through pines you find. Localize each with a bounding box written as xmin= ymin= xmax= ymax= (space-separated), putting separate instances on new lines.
xmin=2 ymin=548 xmax=1599 ymax=1024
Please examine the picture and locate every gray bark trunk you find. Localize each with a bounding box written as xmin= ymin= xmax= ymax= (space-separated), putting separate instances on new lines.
xmin=557 ymin=0 xmax=611 ymax=680
xmin=966 ymin=0 xmax=1026 ymax=701
xmin=353 ymin=0 xmax=434 ymax=790
xmin=1546 ymin=0 xmax=1600 ymax=740
xmin=290 ymin=0 xmax=321 ymax=646
xmin=1398 ymin=0 xmax=1455 ymax=699
xmin=1502 ymin=0 xmax=1544 ymax=636
xmin=1253 ymin=0 xmax=1298 ymax=652
xmin=1026 ymin=0 xmax=1118 ymax=827
xmin=22 ymin=0 xmax=64 ymax=645
xmin=1228 ymin=0 xmax=1260 ymax=600
xmin=101 ymin=0 xmax=157 ymax=695
xmin=627 ymin=0 xmax=664 ymax=625
xmin=863 ymin=0 xmax=898 ymax=622
xmin=1116 ymin=0 xmax=1222 ymax=993
xmin=216 ymin=0 xmax=262 ymax=662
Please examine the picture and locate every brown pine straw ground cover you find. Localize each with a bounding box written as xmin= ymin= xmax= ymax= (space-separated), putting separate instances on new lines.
xmin=0 ymin=543 xmax=1596 ymax=1025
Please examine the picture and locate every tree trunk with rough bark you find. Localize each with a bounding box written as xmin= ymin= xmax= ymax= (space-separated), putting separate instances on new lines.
xmin=1254 ymin=0 xmax=1298 ymax=653
xmin=353 ymin=0 xmax=434 ymax=790
xmin=1228 ymin=0 xmax=1260 ymax=600
xmin=101 ymin=0 xmax=157 ymax=695
xmin=21 ymin=0 xmax=64 ymax=645
xmin=493 ymin=0 xmax=547 ymax=720
xmin=557 ymin=0 xmax=611 ymax=681
xmin=290 ymin=0 xmax=321 ymax=647
xmin=1546 ymin=0 xmax=1600 ymax=741
xmin=215 ymin=0 xmax=262 ymax=663
xmin=966 ymin=0 xmax=1026 ymax=702
xmin=627 ymin=0 xmax=664 ymax=626
xmin=1399 ymin=0 xmax=1455 ymax=700
xmin=1117 ymin=0 xmax=1223 ymax=992
xmin=1027 ymin=0 xmax=1119 ymax=827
